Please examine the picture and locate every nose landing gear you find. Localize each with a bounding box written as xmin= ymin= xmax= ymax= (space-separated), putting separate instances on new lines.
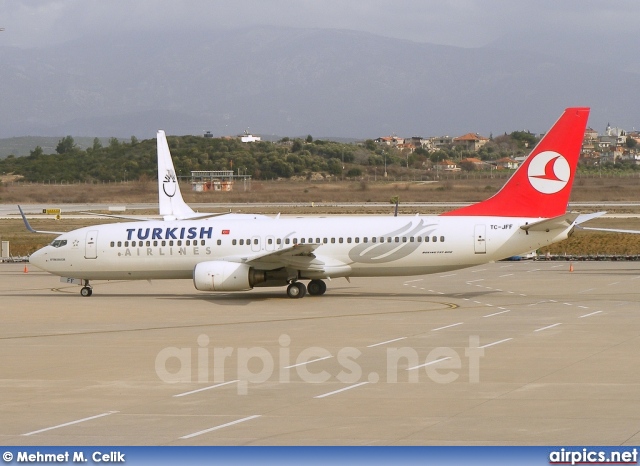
xmin=80 ymin=280 xmax=93 ymax=297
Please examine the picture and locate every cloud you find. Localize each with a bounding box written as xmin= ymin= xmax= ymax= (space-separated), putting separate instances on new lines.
xmin=4 ymin=0 xmax=638 ymax=49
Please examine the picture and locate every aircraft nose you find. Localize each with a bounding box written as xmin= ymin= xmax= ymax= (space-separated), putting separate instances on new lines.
xmin=29 ymin=247 xmax=47 ymax=270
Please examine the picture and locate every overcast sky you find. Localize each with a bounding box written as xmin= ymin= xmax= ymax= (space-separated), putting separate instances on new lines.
xmin=3 ymin=0 xmax=640 ymax=49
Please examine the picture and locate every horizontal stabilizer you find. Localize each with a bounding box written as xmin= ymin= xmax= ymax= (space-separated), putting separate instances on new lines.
xmin=519 ymin=213 xmax=580 ymax=232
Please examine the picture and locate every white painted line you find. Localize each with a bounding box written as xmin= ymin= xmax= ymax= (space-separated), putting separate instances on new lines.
xmin=406 ymin=357 xmax=452 ymax=371
xmin=180 ymin=415 xmax=261 ymax=439
xmin=499 ymin=274 xmax=513 ymax=278
xmin=466 ymin=279 xmax=484 ymax=283
xmin=580 ymin=288 xmax=596 ymax=293
xmin=471 ymin=269 xmax=487 ymax=273
xmin=500 ymin=264 xmax=514 ymax=268
xmin=404 ymin=279 xmax=423 ymax=284
xmin=439 ymin=273 xmax=457 ymax=278
xmin=23 ymin=411 xmax=118 ymax=436
xmin=367 ymin=337 xmax=407 ymax=348
xmin=519 ymin=294 xmax=527 ymax=297
xmin=549 ymin=300 xmax=558 ymax=303
xmin=579 ymin=311 xmax=603 ymax=318
xmin=495 ymin=289 xmax=502 ymax=292
xmin=473 ymin=301 xmax=482 ymax=304
xmin=478 ymin=338 xmax=513 ymax=349
xmin=174 ymin=380 xmax=239 ymax=397
xmin=432 ymin=322 xmax=463 ymax=331
xmin=527 ymin=269 xmax=540 ymax=273
xmin=485 ymin=303 xmax=494 ymax=307
xmin=284 ymin=355 xmax=333 ymax=369
xmin=563 ymin=303 xmax=573 ymax=306
xmin=534 ymin=323 xmax=562 ymax=332
xmin=608 ymin=282 xmax=620 ymax=286
xmin=314 ymin=382 xmax=370 ymax=399
xmin=577 ymin=305 xmax=589 ymax=309
xmin=483 ymin=309 xmax=511 ymax=317
xmin=498 ymin=307 xmax=507 ymax=310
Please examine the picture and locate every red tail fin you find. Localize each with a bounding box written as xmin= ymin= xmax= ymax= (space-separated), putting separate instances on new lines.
xmin=442 ymin=107 xmax=590 ymax=218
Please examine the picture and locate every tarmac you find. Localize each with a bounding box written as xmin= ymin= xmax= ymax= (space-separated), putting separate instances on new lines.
xmin=1 ymin=260 xmax=639 ymax=446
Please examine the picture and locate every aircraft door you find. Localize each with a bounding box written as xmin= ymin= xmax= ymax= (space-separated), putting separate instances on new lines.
xmin=85 ymin=230 xmax=98 ymax=259
xmin=266 ymin=235 xmax=275 ymax=252
xmin=474 ymin=224 xmax=486 ymax=254
xmin=251 ymin=235 xmax=261 ymax=252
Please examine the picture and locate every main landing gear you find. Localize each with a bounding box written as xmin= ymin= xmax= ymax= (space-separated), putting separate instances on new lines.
xmin=80 ymin=280 xmax=93 ymax=297
xmin=286 ymin=279 xmax=327 ymax=299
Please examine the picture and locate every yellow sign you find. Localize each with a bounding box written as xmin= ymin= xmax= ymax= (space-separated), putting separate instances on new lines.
xmin=42 ymin=208 xmax=61 ymax=215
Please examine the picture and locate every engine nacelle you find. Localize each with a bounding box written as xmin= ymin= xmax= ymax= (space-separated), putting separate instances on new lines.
xmin=193 ymin=261 xmax=266 ymax=292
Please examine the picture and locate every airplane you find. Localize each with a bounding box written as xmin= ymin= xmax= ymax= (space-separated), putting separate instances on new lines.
xmin=23 ymin=107 xmax=597 ymax=298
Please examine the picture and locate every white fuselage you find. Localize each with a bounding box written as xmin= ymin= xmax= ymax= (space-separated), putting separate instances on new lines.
xmin=29 ymin=214 xmax=571 ymax=282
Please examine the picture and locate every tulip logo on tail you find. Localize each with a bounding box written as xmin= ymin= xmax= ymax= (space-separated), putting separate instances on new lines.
xmin=163 ymin=170 xmax=177 ymax=197
xmin=527 ymin=151 xmax=570 ymax=194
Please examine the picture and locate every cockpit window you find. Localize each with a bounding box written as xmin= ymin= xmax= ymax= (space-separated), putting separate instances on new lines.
xmin=50 ymin=239 xmax=67 ymax=248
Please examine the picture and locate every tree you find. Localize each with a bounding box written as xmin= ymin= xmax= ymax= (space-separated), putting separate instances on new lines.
xmin=626 ymin=136 xmax=638 ymax=149
xmin=92 ymin=137 xmax=102 ymax=151
xmin=55 ymin=136 xmax=76 ymax=154
xmin=30 ymin=146 xmax=44 ymax=157
xmin=306 ymin=135 xmax=313 ymax=143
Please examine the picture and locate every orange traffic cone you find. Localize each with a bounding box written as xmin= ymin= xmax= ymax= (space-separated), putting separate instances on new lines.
xmin=569 ymin=262 xmax=574 ymax=272
xmin=23 ymin=264 xmax=28 ymax=273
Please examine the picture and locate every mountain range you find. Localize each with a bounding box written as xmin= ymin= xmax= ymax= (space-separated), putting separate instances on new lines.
xmin=1 ymin=26 xmax=638 ymax=140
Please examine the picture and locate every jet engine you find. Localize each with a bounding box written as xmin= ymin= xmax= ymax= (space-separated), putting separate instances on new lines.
xmin=193 ymin=261 xmax=267 ymax=292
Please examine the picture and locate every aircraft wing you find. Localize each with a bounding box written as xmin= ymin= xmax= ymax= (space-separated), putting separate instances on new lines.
xmin=233 ymin=243 xmax=326 ymax=271
xmin=578 ymin=226 xmax=640 ymax=234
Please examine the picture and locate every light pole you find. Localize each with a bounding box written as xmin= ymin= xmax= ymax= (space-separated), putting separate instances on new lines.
xmin=384 ymin=152 xmax=387 ymax=178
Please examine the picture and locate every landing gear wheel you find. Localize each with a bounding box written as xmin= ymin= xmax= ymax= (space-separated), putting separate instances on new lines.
xmin=286 ymin=282 xmax=307 ymax=299
xmin=80 ymin=286 xmax=93 ymax=297
xmin=307 ymin=279 xmax=327 ymax=296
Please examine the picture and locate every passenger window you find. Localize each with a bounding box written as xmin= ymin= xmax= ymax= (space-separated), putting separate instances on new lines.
xmin=239 ymin=239 xmax=244 ymax=245
xmin=268 ymin=238 xmax=273 ymax=245
xmin=402 ymin=237 xmax=407 ymax=242
xmin=147 ymin=241 xmax=151 ymax=247
xmin=432 ymin=236 xmax=438 ymax=243
xmin=417 ymin=237 xmax=422 ymax=242
xmin=424 ymin=236 xmax=429 ymax=242
xmin=117 ymin=241 xmax=122 ymax=247
xmin=347 ymin=238 xmax=352 ymax=243
xmin=440 ymin=236 xmax=445 ymax=242
xmin=176 ymin=241 xmax=180 ymax=246
xmin=387 ymin=237 xmax=392 ymax=243
xmin=293 ymin=238 xmax=298 ymax=244
xmin=161 ymin=241 xmax=165 ymax=246
xmin=316 ymin=238 xmax=320 ymax=243
xmin=232 ymin=239 xmax=237 ymax=245
xmin=339 ymin=238 xmax=343 ymax=244
xmin=110 ymin=241 xmax=114 ymax=247
xmin=372 ymin=237 xmax=377 ymax=243
xmin=394 ymin=237 xmax=399 ymax=243
xmin=331 ymin=238 xmax=335 ymax=243
xmin=301 ymin=238 xmax=306 ymax=244
xmin=363 ymin=237 xmax=368 ymax=243
xmin=217 ymin=240 xmax=221 ymax=246
xmin=132 ymin=241 xmax=137 ymax=247
xmin=169 ymin=240 xmax=173 ymax=246
xmin=277 ymin=238 xmax=282 ymax=245
xmin=410 ymin=237 xmax=414 ymax=242
xmin=323 ymin=238 xmax=328 ymax=244
xmin=153 ymin=241 xmax=158 ymax=246
xmin=355 ymin=237 xmax=359 ymax=243
xmin=285 ymin=238 xmax=290 ymax=245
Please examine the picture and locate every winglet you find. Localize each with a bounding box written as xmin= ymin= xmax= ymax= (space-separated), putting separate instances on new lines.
xmin=18 ymin=206 xmax=64 ymax=235
xmin=442 ymin=107 xmax=590 ymax=218
xmin=157 ymin=130 xmax=196 ymax=221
